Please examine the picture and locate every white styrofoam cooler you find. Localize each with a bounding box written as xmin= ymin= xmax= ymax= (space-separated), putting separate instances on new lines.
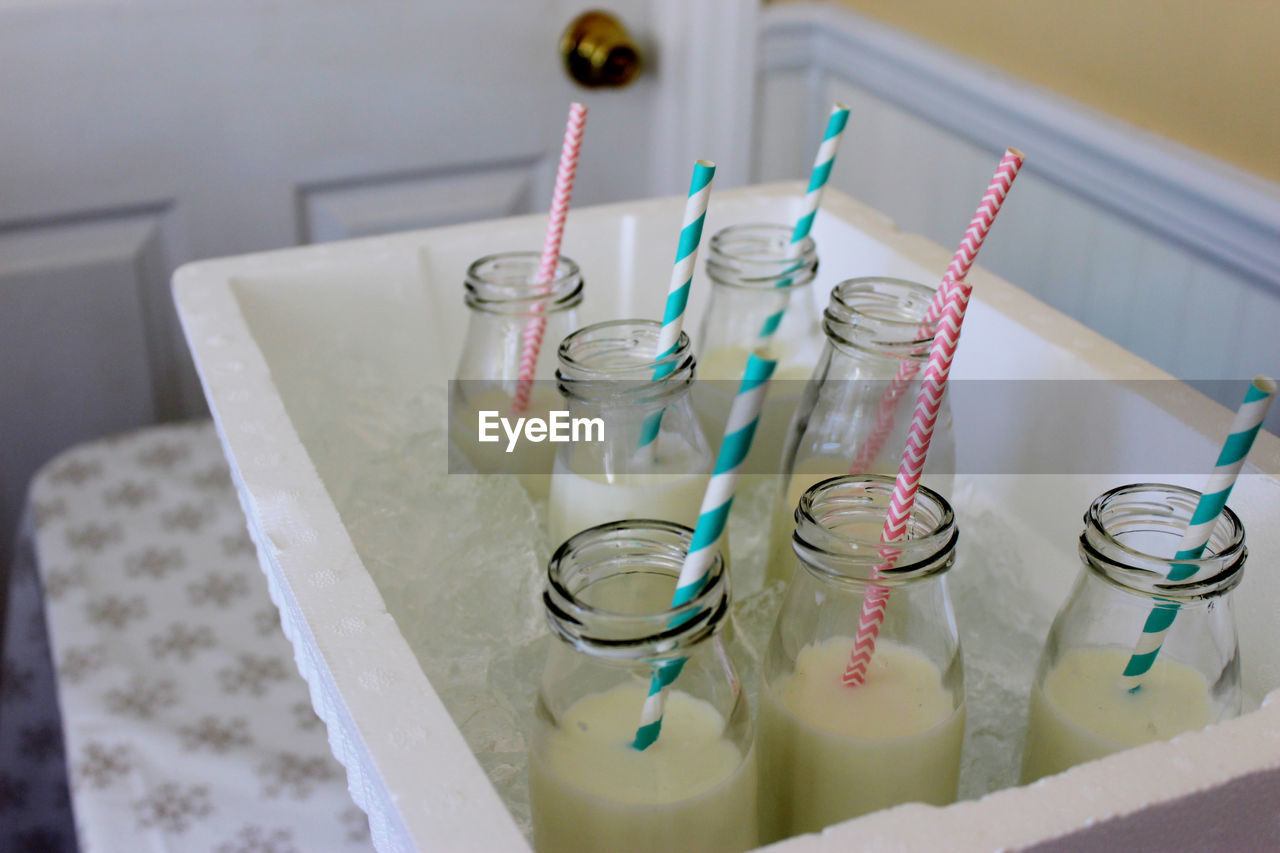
xmin=174 ymin=184 xmax=1280 ymax=852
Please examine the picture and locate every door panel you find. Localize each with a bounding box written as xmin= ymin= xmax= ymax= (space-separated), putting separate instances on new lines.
xmin=0 ymin=213 xmax=171 ymax=555
xmin=302 ymin=159 xmax=542 ymax=243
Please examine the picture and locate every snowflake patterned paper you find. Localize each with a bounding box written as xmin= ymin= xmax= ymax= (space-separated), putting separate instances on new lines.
xmin=0 ymin=422 xmax=373 ymax=852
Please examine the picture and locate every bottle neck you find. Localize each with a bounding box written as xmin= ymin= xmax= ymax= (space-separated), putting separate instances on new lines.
xmin=699 ymin=223 xmax=820 ymax=368
xmin=454 ymin=252 xmax=583 ymax=386
xmin=464 ymin=252 xmax=583 ymax=316
xmin=544 ymin=520 xmax=730 ymax=661
xmin=792 ymin=475 xmax=957 ymax=589
xmin=1079 ymin=483 xmax=1246 ymax=601
xmin=822 ymin=277 xmax=939 ymax=368
xmin=556 ymin=319 xmax=696 ymax=408
xmin=705 ymin=223 xmax=817 ymax=291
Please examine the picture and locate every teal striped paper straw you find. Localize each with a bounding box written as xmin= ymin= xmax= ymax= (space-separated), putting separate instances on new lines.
xmin=1122 ymin=375 xmax=1276 ymax=690
xmin=757 ymin=103 xmax=850 ymax=344
xmin=638 ymin=160 xmax=716 ymax=450
xmin=633 ymin=351 xmax=777 ymax=750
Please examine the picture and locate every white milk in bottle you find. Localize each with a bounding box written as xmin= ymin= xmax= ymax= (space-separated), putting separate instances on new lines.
xmin=532 ymin=520 xmax=757 ymax=853
xmin=757 ymin=475 xmax=963 ymax=843
xmin=759 ymin=637 xmax=963 ymax=837
xmin=547 ymin=439 xmax=709 ymax=546
xmin=549 ymin=319 xmax=715 ymax=549
xmin=1020 ymin=483 xmax=1247 ymax=783
xmin=530 ymin=682 xmax=757 ymax=853
xmin=695 ymin=346 xmax=815 ymax=479
xmin=693 ymin=223 xmax=821 ymax=477
xmin=1020 ymin=647 xmax=1212 ymax=782
xmin=455 ymin=385 xmax=563 ymax=499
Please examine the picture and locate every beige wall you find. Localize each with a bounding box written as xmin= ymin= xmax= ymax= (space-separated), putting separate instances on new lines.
xmin=807 ymin=0 xmax=1280 ymax=183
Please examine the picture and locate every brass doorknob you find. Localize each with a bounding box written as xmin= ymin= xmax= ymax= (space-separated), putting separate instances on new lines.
xmin=560 ymin=10 xmax=642 ymax=89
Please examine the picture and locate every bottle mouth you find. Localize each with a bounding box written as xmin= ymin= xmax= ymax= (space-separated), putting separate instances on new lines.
xmin=544 ymin=519 xmax=730 ymax=660
xmin=792 ymin=475 xmax=958 ymax=586
xmin=464 ymin=251 xmax=584 ymax=314
xmin=706 ymin=223 xmax=817 ymax=290
xmin=824 ymin=277 xmax=942 ymax=360
xmin=557 ymin=319 xmax=696 ymax=403
xmin=1080 ymin=483 xmax=1247 ymax=599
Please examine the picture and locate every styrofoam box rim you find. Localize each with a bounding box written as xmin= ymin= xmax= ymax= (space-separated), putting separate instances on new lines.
xmin=173 ymin=184 xmax=1280 ymax=852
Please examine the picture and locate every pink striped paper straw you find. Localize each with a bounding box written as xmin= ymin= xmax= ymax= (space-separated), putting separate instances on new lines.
xmin=511 ymin=102 xmax=588 ymax=415
xmin=843 ymin=280 xmax=974 ymax=687
xmin=849 ymin=148 xmax=1023 ymax=475
xmin=924 ymin=147 xmax=1023 ymax=322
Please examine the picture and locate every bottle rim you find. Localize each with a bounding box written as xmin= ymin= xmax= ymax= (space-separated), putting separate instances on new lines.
xmin=824 ymin=277 xmax=941 ymax=362
xmin=544 ymin=519 xmax=730 ymax=660
xmin=464 ymin=251 xmax=584 ymax=314
xmin=1080 ymin=482 xmax=1246 ymax=600
xmin=706 ymin=222 xmax=818 ymax=291
xmin=792 ymin=475 xmax=958 ymax=587
xmin=556 ymin=319 xmax=696 ymax=403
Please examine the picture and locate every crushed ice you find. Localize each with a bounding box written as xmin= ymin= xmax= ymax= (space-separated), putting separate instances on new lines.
xmin=300 ymin=381 xmax=1062 ymax=838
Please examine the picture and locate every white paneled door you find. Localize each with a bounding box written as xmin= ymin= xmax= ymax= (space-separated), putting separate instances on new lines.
xmin=0 ymin=0 xmax=759 ymax=573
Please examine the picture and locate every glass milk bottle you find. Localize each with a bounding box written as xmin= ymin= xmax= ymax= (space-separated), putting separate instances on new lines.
xmin=765 ymin=277 xmax=956 ymax=586
xmin=758 ymin=475 xmax=964 ymax=843
xmin=529 ymin=520 xmax=758 ymax=853
xmin=547 ymin=319 xmax=714 ymax=550
xmin=1020 ymin=483 xmax=1246 ymax=783
xmin=693 ymin=223 xmax=819 ymax=472
xmin=450 ymin=252 xmax=583 ymax=499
